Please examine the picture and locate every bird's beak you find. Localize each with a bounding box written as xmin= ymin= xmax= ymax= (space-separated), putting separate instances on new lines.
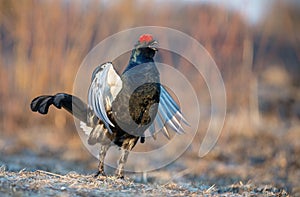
xmin=148 ymin=40 xmax=158 ymax=51
xmin=137 ymin=40 xmax=158 ymax=51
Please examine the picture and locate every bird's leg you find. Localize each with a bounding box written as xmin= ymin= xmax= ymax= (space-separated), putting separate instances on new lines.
xmin=115 ymin=138 xmax=139 ymax=178
xmin=115 ymin=148 xmax=130 ymax=179
xmin=95 ymin=144 xmax=110 ymax=177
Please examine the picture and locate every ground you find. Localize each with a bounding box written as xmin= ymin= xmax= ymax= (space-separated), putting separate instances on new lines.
xmin=0 ymin=124 xmax=298 ymax=196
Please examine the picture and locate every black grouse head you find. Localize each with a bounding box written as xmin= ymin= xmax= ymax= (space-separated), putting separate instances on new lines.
xmin=134 ymin=34 xmax=158 ymax=59
xmin=124 ymin=34 xmax=158 ymax=73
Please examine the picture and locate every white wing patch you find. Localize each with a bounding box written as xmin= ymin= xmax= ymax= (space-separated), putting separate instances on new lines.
xmin=88 ymin=62 xmax=122 ymax=134
xmin=148 ymin=86 xmax=189 ymax=139
xmin=80 ymin=121 xmax=93 ymax=135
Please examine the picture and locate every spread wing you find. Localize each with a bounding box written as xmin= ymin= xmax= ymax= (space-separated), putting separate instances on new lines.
xmin=147 ymin=85 xmax=189 ymax=139
xmin=86 ymin=62 xmax=122 ymax=134
xmin=81 ymin=63 xmax=188 ymax=140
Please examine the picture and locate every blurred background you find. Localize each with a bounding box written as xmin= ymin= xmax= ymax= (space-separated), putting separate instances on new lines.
xmin=0 ymin=0 xmax=299 ymax=195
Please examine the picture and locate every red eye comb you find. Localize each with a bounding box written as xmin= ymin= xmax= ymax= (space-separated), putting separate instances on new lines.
xmin=139 ymin=34 xmax=153 ymax=43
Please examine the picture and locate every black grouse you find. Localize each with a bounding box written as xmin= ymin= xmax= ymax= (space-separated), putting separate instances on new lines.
xmin=30 ymin=34 xmax=188 ymax=178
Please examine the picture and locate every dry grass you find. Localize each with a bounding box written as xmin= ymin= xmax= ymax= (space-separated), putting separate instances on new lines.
xmin=0 ymin=125 xmax=298 ymax=196
xmin=0 ymin=0 xmax=256 ymax=131
xmin=0 ymin=167 xmax=289 ymax=196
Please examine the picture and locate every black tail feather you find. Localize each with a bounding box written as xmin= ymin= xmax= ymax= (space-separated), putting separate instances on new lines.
xmin=30 ymin=93 xmax=88 ymax=122
xmin=31 ymin=95 xmax=54 ymax=114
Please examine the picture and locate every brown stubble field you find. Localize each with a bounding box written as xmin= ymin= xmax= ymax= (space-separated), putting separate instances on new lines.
xmin=0 ymin=1 xmax=299 ymax=196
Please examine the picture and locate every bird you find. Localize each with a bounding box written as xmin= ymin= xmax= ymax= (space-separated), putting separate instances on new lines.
xmin=30 ymin=34 xmax=188 ymax=178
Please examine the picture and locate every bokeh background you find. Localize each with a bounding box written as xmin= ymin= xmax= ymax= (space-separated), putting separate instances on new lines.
xmin=0 ymin=0 xmax=299 ymax=195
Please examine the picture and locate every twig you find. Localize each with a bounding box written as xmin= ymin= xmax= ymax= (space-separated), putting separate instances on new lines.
xmin=36 ymin=170 xmax=65 ymax=178
xmin=206 ymin=184 xmax=215 ymax=192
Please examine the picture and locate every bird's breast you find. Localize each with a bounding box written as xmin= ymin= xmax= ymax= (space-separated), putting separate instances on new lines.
xmin=111 ymin=64 xmax=160 ymax=136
